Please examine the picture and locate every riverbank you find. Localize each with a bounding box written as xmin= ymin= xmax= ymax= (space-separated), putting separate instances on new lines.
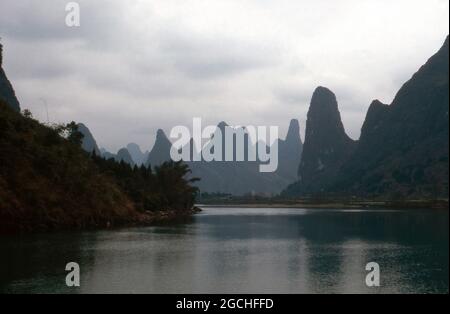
xmin=134 ymin=207 xmax=202 ymax=225
xmin=0 ymin=207 xmax=202 ymax=235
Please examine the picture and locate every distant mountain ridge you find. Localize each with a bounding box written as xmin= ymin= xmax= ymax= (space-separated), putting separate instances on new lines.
xmin=127 ymin=143 xmax=149 ymax=166
xmin=79 ymin=124 xmax=136 ymax=166
xmin=144 ymin=121 xmax=303 ymax=195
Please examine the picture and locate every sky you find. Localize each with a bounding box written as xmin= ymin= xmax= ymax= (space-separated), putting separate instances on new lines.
xmin=0 ymin=0 xmax=448 ymax=153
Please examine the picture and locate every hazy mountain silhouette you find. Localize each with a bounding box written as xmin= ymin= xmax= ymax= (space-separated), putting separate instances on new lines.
xmin=78 ymin=125 xmax=134 ymax=166
xmin=146 ymin=129 xmax=173 ymax=168
xmin=140 ymin=120 xmax=302 ymax=195
xmin=0 ymin=43 xmax=20 ymax=112
xmin=100 ymin=148 xmax=116 ymax=161
xmin=277 ymin=119 xmax=303 ymax=183
xmin=116 ymin=148 xmax=135 ymax=166
xmin=185 ymin=121 xmax=302 ymax=195
xmin=126 ymin=143 xmax=149 ymax=166
xmin=77 ymin=123 xmax=101 ymax=156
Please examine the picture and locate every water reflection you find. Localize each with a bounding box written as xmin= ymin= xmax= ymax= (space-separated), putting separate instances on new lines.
xmin=0 ymin=207 xmax=448 ymax=294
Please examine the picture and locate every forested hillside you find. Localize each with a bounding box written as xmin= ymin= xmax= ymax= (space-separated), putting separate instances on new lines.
xmin=0 ymin=100 xmax=198 ymax=233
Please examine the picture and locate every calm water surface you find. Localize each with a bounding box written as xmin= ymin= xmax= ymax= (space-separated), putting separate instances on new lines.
xmin=0 ymin=207 xmax=448 ymax=294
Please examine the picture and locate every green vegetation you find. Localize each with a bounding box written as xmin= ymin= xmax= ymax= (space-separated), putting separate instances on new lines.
xmin=92 ymin=154 xmax=199 ymax=213
xmin=0 ymin=101 xmax=199 ymax=233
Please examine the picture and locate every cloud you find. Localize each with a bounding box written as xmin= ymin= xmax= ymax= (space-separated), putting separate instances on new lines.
xmin=157 ymin=29 xmax=280 ymax=79
xmin=0 ymin=0 xmax=448 ymax=151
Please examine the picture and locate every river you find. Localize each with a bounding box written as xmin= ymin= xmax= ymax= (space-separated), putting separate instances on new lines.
xmin=0 ymin=207 xmax=448 ymax=294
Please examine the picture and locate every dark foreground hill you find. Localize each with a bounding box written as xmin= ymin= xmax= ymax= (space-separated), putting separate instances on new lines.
xmin=0 ymin=100 xmax=136 ymax=232
xmin=0 ymin=101 xmax=199 ymax=233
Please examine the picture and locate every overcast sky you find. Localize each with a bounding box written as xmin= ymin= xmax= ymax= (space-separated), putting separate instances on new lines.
xmin=0 ymin=0 xmax=448 ymax=152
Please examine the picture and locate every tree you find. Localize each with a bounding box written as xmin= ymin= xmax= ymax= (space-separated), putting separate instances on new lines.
xmin=22 ymin=109 xmax=33 ymax=119
xmin=53 ymin=121 xmax=84 ymax=146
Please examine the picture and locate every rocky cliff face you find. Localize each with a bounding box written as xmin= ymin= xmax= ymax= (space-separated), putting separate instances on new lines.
xmin=0 ymin=43 xmax=20 ymax=112
xmin=335 ymin=36 xmax=449 ymax=198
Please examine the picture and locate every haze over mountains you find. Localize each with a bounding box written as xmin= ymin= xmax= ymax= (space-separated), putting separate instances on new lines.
xmin=72 ymin=36 xmax=449 ymax=199
xmin=181 ymin=120 xmax=303 ymax=195
xmin=127 ymin=143 xmax=149 ymax=166
xmin=80 ymin=119 xmax=303 ymax=195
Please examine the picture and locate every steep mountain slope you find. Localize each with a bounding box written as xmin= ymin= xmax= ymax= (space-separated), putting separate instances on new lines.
xmin=335 ymin=36 xmax=449 ymax=198
xmin=0 ymin=43 xmax=20 ymax=112
xmin=284 ymin=36 xmax=449 ymax=199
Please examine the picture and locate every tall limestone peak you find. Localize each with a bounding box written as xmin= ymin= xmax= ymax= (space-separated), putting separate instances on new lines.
xmin=146 ymin=129 xmax=173 ymax=168
xmin=359 ymin=100 xmax=389 ymax=141
xmin=285 ymin=119 xmax=301 ymax=145
xmin=305 ymin=86 xmax=352 ymax=144
xmin=277 ymin=119 xmax=303 ymax=182
xmin=296 ymin=86 xmax=356 ymax=193
xmin=0 ymin=42 xmax=21 ymax=112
